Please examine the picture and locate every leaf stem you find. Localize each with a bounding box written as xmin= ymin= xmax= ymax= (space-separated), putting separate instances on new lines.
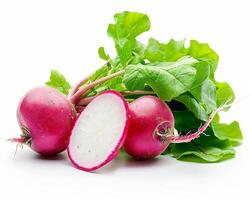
xmin=77 ymin=96 xmax=95 ymax=106
xmin=68 ymin=64 xmax=108 ymax=98
xmin=68 ymin=76 xmax=91 ymax=98
xmin=70 ymin=70 xmax=125 ymax=104
xmin=167 ymin=107 xmax=220 ymax=143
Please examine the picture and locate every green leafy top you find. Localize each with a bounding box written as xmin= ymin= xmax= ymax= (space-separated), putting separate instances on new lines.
xmin=108 ymin=11 xmax=150 ymax=66
xmin=123 ymin=56 xmax=198 ymax=101
xmin=46 ymin=11 xmax=242 ymax=163
xmin=46 ymin=70 xmax=71 ymax=95
xmin=145 ymin=38 xmax=188 ymax=62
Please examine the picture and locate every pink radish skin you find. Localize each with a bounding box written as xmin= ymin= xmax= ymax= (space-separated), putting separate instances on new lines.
xmin=11 ymin=87 xmax=76 ymax=156
xmin=67 ymin=90 xmax=130 ymax=172
xmin=124 ymin=96 xmax=174 ymax=159
xmin=124 ymin=95 xmax=220 ymax=159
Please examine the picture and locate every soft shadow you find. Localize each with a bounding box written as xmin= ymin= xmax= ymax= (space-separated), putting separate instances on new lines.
xmin=33 ymin=152 xmax=67 ymax=161
xmin=96 ymin=151 xmax=128 ymax=174
xmin=98 ymin=151 xmax=170 ymax=173
xmin=64 ymin=151 xmax=171 ymax=174
xmin=124 ymin=157 xmax=165 ymax=168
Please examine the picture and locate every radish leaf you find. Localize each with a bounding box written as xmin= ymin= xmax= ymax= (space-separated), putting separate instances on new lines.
xmin=190 ymin=79 xmax=217 ymax=113
xmin=46 ymin=70 xmax=71 ymax=95
xmin=170 ymin=138 xmax=235 ymax=163
xmin=123 ymin=56 xmax=197 ymax=101
xmin=98 ymin=47 xmax=109 ymax=61
xmin=145 ymin=38 xmax=188 ymax=62
xmin=216 ymin=82 xmax=235 ymax=111
xmin=175 ymin=94 xmax=208 ymax=121
xmin=108 ymin=11 xmax=150 ymax=65
xmin=212 ymin=121 xmax=243 ymax=146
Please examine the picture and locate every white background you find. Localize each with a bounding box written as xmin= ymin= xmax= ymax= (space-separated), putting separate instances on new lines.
xmin=0 ymin=0 xmax=249 ymax=199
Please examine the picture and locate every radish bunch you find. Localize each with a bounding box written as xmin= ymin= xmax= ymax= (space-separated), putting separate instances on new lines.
xmin=10 ymin=83 xmax=220 ymax=171
xmin=9 ymin=11 xmax=242 ymax=172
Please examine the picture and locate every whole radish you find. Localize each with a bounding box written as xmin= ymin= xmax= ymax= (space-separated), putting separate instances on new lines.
xmin=10 ymin=86 xmax=76 ymax=156
xmin=124 ymin=95 xmax=220 ymax=159
xmin=123 ymin=96 xmax=174 ymax=159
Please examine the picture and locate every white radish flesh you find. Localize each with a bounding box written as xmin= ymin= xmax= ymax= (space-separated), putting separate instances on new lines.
xmin=67 ymin=90 xmax=129 ymax=171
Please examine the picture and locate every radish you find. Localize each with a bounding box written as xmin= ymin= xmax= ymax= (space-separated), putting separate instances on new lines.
xmin=123 ymin=96 xmax=174 ymax=159
xmin=10 ymin=86 xmax=76 ymax=156
xmin=67 ymin=90 xmax=130 ymax=171
xmin=123 ymin=96 xmax=220 ymax=159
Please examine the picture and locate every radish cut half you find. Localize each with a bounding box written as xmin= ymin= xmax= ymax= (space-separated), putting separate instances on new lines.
xmin=67 ymin=90 xmax=130 ymax=171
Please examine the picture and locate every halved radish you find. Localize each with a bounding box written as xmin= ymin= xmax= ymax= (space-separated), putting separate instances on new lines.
xmin=67 ymin=90 xmax=130 ymax=171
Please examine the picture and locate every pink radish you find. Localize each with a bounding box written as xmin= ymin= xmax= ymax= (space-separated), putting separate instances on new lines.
xmin=123 ymin=96 xmax=174 ymax=159
xmin=67 ymin=90 xmax=130 ymax=171
xmin=123 ymin=96 xmax=219 ymax=159
xmin=10 ymin=86 xmax=76 ymax=156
